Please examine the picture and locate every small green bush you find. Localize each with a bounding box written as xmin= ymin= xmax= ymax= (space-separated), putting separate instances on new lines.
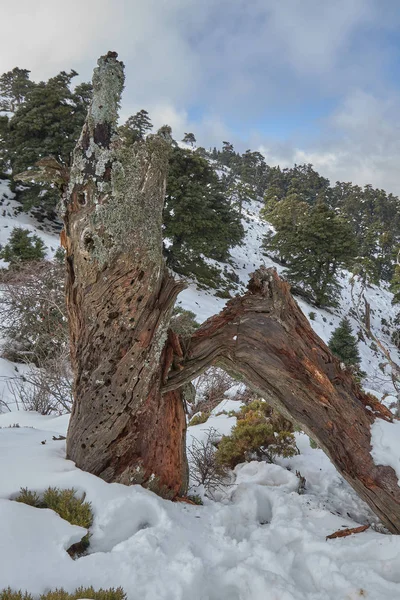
xmin=0 ymin=227 xmax=46 ymax=265
xmin=170 ymin=306 xmax=199 ymax=336
xmin=187 ymin=494 xmax=203 ymax=505
xmin=14 ymin=487 xmax=93 ymax=556
xmin=0 ymin=588 xmax=126 ymax=600
xmin=14 ymin=488 xmax=42 ymax=508
xmin=215 ymin=400 xmax=298 ymax=468
xmin=189 ymin=412 xmax=210 ymax=426
xmin=308 ymin=311 xmax=316 ymax=321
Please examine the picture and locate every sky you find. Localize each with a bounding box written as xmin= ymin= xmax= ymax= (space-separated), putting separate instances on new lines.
xmin=2 ymin=0 xmax=400 ymax=193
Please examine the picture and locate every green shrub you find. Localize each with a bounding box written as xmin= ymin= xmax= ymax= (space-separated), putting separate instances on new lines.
xmin=0 ymin=227 xmax=46 ymax=265
xmin=170 ymin=306 xmax=199 ymax=336
xmin=14 ymin=487 xmax=93 ymax=556
xmin=215 ymin=400 xmax=298 ymax=468
xmin=14 ymin=488 xmax=42 ymax=507
xmin=308 ymin=311 xmax=316 ymax=321
xmin=0 ymin=589 xmax=126 ymax=600
xmin=189 ymin=412 xmax=210 ymax=426
xmin=187 ymin=494 xmax=203 ymax=505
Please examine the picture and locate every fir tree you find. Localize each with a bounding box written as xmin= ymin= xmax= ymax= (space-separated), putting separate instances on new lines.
xmin=163 ymin=146 xmax=244 ymax=283
xmin=264 ymin=196 xmax=356 ymax=306
xmin=328 ymin=317 xmax=361 ymax=367
xmin=119 ymin=109 xmax=152 ymax=144
xmin=0 ymin=67 xmax=33 ymax=113
xmin=0 ymin=68 xmax=92 ymax=217
xmin=0 ymin=227 xmax=46 ymax=265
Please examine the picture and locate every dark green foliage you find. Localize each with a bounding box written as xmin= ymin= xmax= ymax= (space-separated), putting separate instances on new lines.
xmin=263 ymin=163 xmax=330 ymax=206
xmin=328 ymin=317 xmax=361 ymax=367
xmin=163 ymin=146 xmax=244 ymax=284
xmin=0 ymin=67 xmax=91 ymax=216
xmin=119 ymin=109 xmax=152 ymax=144
xmin=0 ymin=227 xmax=46 ymax=264
xmin=0 ymin=588 xmax=126 ymax=600
xmin=262 ymin=166 xmax=399 ymax=284
xmin=182 ymin=132 xmax=196 ymax=146
xmin=331 ymin=182 xmax=400 ymax=282
xmin=264 ymin=196 xmax=356 ymax=306
xmin=0 ymin=68 xmax=33 ymax=113
xmin=309 ymin=312 xmax=316 ymax=321
xmin=215 ymin=400 xmax=298 ymax=468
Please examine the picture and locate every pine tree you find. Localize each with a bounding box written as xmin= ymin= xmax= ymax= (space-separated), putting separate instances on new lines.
xmin=182 ymin=132 xmax=196 ymax=146
xmin=0 ymin=227 xmax=46 ymax=265
xmin=119 ymin=109 xmax=152 ymax=144
xmin=163 ymin=146 xmax=244 ymax=283
xmin=264 ymin=196 xmax=356 ymax=306
xmin=0 ymin=68 xmax=92 ymax=217
xmin=0 ymin=67 xmax=33 ymax=113
xmin=328 ymin=317 xmax=361 ymax=367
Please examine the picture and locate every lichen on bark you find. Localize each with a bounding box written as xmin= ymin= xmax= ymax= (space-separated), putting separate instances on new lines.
xmin=64 ymin=52 xmax=188 ymax=498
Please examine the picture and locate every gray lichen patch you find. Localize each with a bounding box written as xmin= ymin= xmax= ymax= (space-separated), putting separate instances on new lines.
xmin=89 ymin=52 xmax=125 ymax=136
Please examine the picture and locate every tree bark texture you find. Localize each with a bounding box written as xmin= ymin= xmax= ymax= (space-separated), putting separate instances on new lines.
xmin=63 ymin=53 xmax=187 ymax=498
xmin=64 ymin=53 xmax=400 ymax=532
xmin=165 ymin=268 xmax=400 ymax=533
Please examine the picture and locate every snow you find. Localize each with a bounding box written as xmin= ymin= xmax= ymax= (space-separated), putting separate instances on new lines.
xmin=1 ymin=178 xmax=400 ymax=597
xmin=2 ymin=411 xmax=400 ymax=598
xmin=371 ymin=419 xmax=400 ymax=484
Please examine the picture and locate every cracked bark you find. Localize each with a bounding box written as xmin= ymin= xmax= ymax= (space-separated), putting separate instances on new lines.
xmin=164 ymin=268 xmax=400 ymax=533
xmin=64 ymin=53 xmax=187 ymax=497
xmin=64 ymin=53 xmax=400 ymax=532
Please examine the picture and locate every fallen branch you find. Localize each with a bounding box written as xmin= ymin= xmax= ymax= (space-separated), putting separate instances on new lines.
xmin=326 ymin=524 xmax=370 ymax=540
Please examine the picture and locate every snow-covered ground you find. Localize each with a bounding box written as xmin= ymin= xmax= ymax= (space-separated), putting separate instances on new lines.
xmin=1 ymin=179 xmax=400 ymax=598
xmin=2 ymin=409 xmax=400 ymax=599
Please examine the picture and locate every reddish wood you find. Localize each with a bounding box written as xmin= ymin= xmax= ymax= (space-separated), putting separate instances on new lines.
xmin=64 ymin=53 xmax=187 ymax=498
xmin=326 ymin=525 xmax=370 ymax=540
xmin=165 ymin=267 xmax=400 ymax=533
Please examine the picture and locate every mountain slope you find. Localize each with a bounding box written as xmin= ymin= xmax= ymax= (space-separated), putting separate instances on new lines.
xmin=0 ymin=179 xmax=400 ymax=599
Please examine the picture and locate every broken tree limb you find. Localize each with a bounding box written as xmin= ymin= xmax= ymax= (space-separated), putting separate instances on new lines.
xmin=164 ymin=267 xmax=400 ymax=534
xmin=326 ymin=525 xmax=370 ymax=540
xmin=63 ymin=53 xmax=400 ymax=532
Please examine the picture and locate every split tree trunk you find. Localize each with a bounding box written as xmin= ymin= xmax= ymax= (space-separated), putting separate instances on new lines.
xmin=164 ymin=267 xmax=400 ymax=533
xmin=63 ymin=52 xmax=187 ymax=497
xmin=64 ymin=52 xmax=400 ymax=533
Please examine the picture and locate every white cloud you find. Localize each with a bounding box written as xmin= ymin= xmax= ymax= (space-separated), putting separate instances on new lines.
xmin=2 ymin=0 xmax=400 ymax=193
xmin=259 ymin=88 xmax=400 ymax=194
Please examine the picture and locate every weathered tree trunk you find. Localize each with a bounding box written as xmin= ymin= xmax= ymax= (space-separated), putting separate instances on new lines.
xmin=164 ymin=268 xmax=400 ymax=533
xmin=64 ymin=52 xmax=400 ymax=533
xmin=63 ymin=52 xmax=187 ymax=497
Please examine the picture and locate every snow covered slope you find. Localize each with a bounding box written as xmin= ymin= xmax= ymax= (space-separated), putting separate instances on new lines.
xmin=178 ymin=197 xmax=399 ymax=398
xmin=1 ymin=179 xmax=400 ymax=599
